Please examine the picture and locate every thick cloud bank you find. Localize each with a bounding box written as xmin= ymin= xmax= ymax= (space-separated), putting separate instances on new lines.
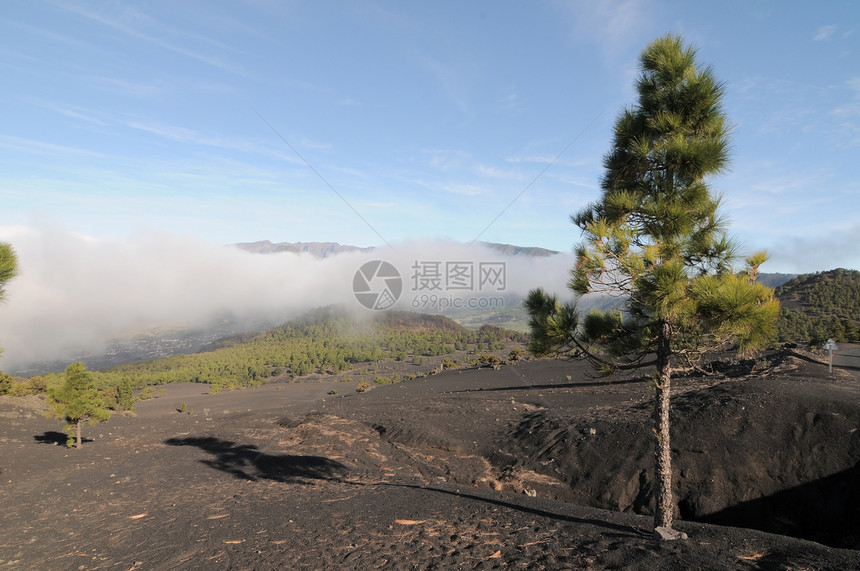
xmin=0 ymin=226 xmax=574 ymax=373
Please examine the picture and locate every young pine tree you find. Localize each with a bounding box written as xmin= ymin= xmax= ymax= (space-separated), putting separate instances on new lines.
xmin=0 ymin=242 xmax=18 ymax=360
xmin=48 ymin=362 xmax=111 ymax=448
xmin=0 ymin=242 xmax=17 ymax=302
xmin=528 ymin=34 xmax=779 ymax=534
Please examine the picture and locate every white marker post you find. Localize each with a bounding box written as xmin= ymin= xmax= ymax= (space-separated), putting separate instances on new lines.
xmin=823 ymin=338 xmax=838 ymax=372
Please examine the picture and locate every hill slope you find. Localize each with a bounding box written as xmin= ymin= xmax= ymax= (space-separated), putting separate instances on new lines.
xmin=96 ymin=308 xmax=525 ymax=392
xmin=775 ymin=268 xmax=860 ymax=344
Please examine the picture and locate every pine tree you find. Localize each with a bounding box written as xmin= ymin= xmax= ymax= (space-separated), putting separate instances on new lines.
xmin=48 ymin=362 xmax=111 ymax=448
xmin=527 ymin=34 xmax=779 ymax=533
xmin=0 ymin=242 xmax=16 ymax=301
xmin=0 ymin=242 xmax=18 ymax=360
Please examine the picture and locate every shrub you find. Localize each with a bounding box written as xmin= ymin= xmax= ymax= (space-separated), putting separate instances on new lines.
xmin=508 ymin=347 xmax=527 ymax=361
xmin=355 ymin=380 xmax=372 ymax=393
xmin=0 ymin=373 xmax=13 ymax=395
xmin=137 ymin=387 xmax=155 ymax=401
xmin=24 ymin=377 xmax=48 ymax=395
xmin=477 ymin=353 xmax=502 ymax=368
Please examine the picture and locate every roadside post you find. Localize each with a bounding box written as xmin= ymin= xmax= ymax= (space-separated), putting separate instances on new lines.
xmin=823 ymin=338 xmax=838 ymax=372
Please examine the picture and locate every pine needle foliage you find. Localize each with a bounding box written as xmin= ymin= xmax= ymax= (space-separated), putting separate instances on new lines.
xmin=48 ymin=362 xmax=112 ymax=448
xmin=0 ymin=243 xmax=17 ymax=304
xmin=527 ymin=34 xmax=779 ymax=531
xmin=0 ymin=242 xmax=18 ymax=360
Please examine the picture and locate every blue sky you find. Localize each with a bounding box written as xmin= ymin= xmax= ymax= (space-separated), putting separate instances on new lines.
xmin=2 ymin=0 xmax=859 ymax=273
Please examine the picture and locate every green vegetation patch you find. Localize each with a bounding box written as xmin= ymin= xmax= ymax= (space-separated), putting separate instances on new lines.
xmin=11 ymin=309 xmax=526 ymax=397
xmin=775 ymin=269 xmax=860 ymax=344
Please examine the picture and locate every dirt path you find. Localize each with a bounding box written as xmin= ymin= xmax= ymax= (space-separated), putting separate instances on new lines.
xmin=833 ymin=342 xmax=860 ymax=375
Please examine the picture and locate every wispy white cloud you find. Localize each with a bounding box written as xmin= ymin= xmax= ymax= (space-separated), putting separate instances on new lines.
xmin=505 ymin=151 xmax=601 ymax=174
xmin=473 ymin=164 xmax=525 ymax=181
xmin=748 ymin=172 xmax=827 ymax=196
xmin=3 ymin=19 xmax=88 ymax=47
xmin=554 ymin=0 xmax=653 ymax=61
xmin=506 ymin=154 xmax=560 ymax=165
xmin=814 ymin=25 xmax=837 ymax=41
xmin=31 ymin=100 xmax=107 ymax=126
xmin=498 ymin=87 xmax=519 ymax=112
xmin=126 ymin=121 xmax=231 ymax=146
xmin=422 ymin=56 xmax=471 ymax=114
xmin=354 ymin=3 xmax=414 ymax=30
xmin=87 ymin=75 xmax=166 ymax=98
xmin=422 ymin=149 xmax=471 ymax=171
xmin=0 ymin=135 xmax=106 ymax=158
xmin=87 ymin=73 xmax=234 ymax=99
xmin=552 ymin=173 xmax=600 ymax=192
xmin=356 ymin=201 xmax=398 ymax=209
xmin=830 ymin=77 xmax=860 ymax=143
xmin=733 ymin=74 xmax=860 ymax=145
xmin=52 ymin=1 xmax=250 ymax=77
xmin=441 ymin=183 xmax=488 ymax=197
xmin=297 ymin=137 xmax=333 ymax=152
xmin=768 ymin=222 xmax=860 ymax=272
xmin=124 ymin=119 xmax=310 ymax=163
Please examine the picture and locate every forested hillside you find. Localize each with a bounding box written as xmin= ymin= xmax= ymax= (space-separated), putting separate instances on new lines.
xmin=111 ymin=308 xmax=524 ymax=390
xmin=5 ymin=308 xmax=525 ymax=398
xmin=775 ymin=268 xmax=860 ymax=344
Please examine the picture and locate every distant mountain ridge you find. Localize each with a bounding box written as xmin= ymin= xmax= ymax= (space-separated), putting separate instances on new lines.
xmin=477 ymin=242 xmax=559 ymax=256
xmin=234 ymin=240 xmax=559 ymax=258
xmin=756 ymin=273 xmax=796 ymax=289
xmin=234 ymin=240 xmax=373 ymax=258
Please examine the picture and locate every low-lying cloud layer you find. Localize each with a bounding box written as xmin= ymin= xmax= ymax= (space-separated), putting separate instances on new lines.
xmin=0 ymin=226 xmax=574 ymax=373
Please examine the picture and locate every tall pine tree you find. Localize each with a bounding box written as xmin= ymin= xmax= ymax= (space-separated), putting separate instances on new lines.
xmin=528 ymin=34 xmax=779 ymax=533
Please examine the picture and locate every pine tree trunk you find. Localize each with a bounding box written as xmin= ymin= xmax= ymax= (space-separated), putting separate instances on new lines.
xmin=75 ymin=420 xmax=82 ymax=449
xmin=654 ymin=321 xmax=673 ymax=529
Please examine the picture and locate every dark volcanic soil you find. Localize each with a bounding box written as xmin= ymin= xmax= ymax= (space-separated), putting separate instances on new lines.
xmin=1 ymin=348 xmax=859 ymax=570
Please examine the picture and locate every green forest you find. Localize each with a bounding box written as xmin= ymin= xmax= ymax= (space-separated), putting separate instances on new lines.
xmin=2 ymin=308 xmax=526 ymax=403
xmin=775 ymin=268 xmax=860 ymax=344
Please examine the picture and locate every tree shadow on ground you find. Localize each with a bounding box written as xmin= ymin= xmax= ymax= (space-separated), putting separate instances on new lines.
xmin=835 ymin=361 xmax=860 ymax=372
xmin=164 ymin=436 xmax=349 ymax=483
xmin=385 ymin=480 xmax=645 ymax=539
xmin=452 ymin=376 xmax=649 ymax=393
xmin=34 ymin=431 xmax=91 ymax=445
xmin=165 ymin=436 xmax=642 ymax=538
xmin=699 ymin=461 xmax=860 ymax=549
